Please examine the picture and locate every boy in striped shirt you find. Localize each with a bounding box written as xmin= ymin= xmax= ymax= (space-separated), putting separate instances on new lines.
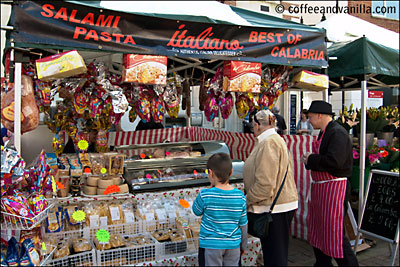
xmin=193 ymin=153 xmax=248 ymax=266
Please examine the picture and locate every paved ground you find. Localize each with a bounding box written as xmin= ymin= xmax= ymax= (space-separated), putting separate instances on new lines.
xmin=287 ymin=236 xmax=399 ymax=266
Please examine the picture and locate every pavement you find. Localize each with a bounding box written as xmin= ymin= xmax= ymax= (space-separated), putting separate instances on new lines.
xmin=287 ymin=236 xmax=399 ymax=266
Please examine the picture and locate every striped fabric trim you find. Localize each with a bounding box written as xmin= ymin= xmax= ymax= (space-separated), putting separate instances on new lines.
xmin=110 ymin=127 xmax=316 ymax=241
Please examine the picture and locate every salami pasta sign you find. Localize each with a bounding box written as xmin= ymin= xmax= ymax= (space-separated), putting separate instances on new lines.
xmin=10 ymin=1 xmax=327 ymax=67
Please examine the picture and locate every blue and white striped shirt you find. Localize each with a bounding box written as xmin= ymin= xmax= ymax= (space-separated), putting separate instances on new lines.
xmin=192 ymin=187 xmax=248 ymax=249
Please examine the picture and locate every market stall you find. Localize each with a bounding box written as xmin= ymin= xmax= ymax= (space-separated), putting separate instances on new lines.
xmin=1 ymin=1 xmax=328 ymax=266
xmin=324 ymin=36 xmax=399 ymax=224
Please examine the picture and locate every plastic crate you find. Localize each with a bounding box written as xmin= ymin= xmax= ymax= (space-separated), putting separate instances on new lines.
xmin=49 ymin=240 xmax=96 ymax=267
xmin=45 ymin=221 xmax=143 ymax=240
xmin=156 ymin=237 xmax=198 ymax=259
xmin=1 ymin=203 xmax=55 ymax=230
xmin=95 ymin=233 xmax=158 ymax=266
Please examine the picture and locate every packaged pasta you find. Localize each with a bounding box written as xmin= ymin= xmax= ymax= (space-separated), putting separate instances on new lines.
xmin=107 ymin=204 xmax=125 ymax=225
xmin=45 ymin=207 xmax=63 ymax=233
xmin=84 ymin=202 xmax=100 ymax=228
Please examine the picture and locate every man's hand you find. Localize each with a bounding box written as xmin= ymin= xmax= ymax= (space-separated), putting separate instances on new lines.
xmin=301 ymin=153 xmax=311 ymax=165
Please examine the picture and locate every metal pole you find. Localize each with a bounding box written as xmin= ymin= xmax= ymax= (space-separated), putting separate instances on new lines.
xmin=358 ymin=79 xmax=367 ymax=225
xmin=14 ymin=62 xmax=22 ymax=153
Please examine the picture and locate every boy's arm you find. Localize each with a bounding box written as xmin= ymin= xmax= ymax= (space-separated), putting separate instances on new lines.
xmin=192 ymin=191 xmax=204 ymax=216
xmin=240 ymin=224 xmax=248 ymax=253
xmin=239 ymin=199 xmax=248 ymax=252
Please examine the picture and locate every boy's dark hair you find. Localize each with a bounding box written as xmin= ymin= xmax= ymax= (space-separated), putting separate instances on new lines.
xmin=207 ymin=153 xmax=232 ymax=183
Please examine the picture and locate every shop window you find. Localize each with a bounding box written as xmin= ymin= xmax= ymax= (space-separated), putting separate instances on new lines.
xmin=371 ymin=0 xmax=399 ymax=20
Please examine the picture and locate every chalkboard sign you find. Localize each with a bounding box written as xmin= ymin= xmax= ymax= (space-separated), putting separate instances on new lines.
xmin=360 ymin=169 xmax=400 ymax=241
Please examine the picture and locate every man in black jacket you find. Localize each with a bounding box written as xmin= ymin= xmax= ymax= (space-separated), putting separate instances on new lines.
xmin=301 ymin=100 xmax=358 ymax=267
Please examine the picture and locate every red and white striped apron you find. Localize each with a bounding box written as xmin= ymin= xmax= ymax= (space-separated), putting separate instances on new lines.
xmin=307 ymin=130 xmax=347 ymax=258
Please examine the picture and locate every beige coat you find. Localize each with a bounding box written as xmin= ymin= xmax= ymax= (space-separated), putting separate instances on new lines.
xmin=243 ymin=129 xmax=298 ymax=213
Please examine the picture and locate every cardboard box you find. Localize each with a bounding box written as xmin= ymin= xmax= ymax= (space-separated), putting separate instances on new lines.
xmin=122 ymin=54 xmax=167 ymax=85
xmin=292 ymin=70 xmax=329 ymax=91
xmin=36 ymin=50 xmax=87 ymax=81
xmin=223 ymin=61 xmax=261 ymax=93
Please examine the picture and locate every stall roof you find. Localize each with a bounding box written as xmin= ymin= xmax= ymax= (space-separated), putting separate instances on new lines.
xmin=67 ymin=0 xmax=325 ymax=32
xmin=7 ymin=0 xmax=328 ymax=68
xmin=327 ymin=37 xmax=399 ymax=90
xmin=315 ymin=14 xmax=399 ymax=50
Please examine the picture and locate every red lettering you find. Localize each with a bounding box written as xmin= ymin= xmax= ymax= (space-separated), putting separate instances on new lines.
xmin=295 ymin=34 xmax=302 ymax=44
xmin=249 ymin=31 xmax=258 ymax=42
xmin=85 ymin=29 xmax=99 ymax=41
xmin=184 ymin=36 xmax=195 ymax=48
xmin=209 ymin=38 xmax=220 ymax=49
xmin=287 ymin=48 xmax=294 ymax=58
xmin=271 ymin=46 xmax=279 ymax=57
xmin=167 ymin=25 xmax=185 ymax=46
xmin=219 ymin=40 xmax=228 ymax=49
xmin=73 ymin=26 xmax=87 ymax=39
xmin=308 ymin=49 xmax=315 ymax=59
xmin=287 ymin=34 xmax=295 ymax=44
xmin=69 ymin=10 xmax=81 ymax=24
xmin=275 ymin=33 xmax=284 ymax=43
xmin=54 ymin=7 xmax=68 ymax=21
xmin=267 ymin=33 xmax=275 ymax=43
xmin=41 ymin=4 xmax=54 ymax=18
xmin=112 ymin=33 xmax=124 ymax=43
xmin=317 ymin=51 xmax=325 ymax=60
xmin=167 ymin=24 xmax=242 ymax=50
xmin=294 ymin=49 xmax=301 ymax=58
xmin=81 ymin=13 xmax=95 ymax=26
xmin=278 ymin=47 xmax=286 ymax=57
xmin=123 ymin=35 xmax=136 ymax=45
xmin=96 ymin=15 xmax=114 ymax=27
xmin=301 ymin=49 xmax=308 ymax=59
xmin=259 ymin=32 xmax=267 ymax=43
xmin=112 ymin=16 xmax=120 ymax=28
xmin=100 ymin=32 xmax=111 ymax=42
xmin=176 ymin=31 xmax=187 ymax=47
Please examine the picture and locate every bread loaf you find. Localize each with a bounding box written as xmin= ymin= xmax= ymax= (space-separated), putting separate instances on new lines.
xmin=1 ymin=75 xmax=39 ymax=133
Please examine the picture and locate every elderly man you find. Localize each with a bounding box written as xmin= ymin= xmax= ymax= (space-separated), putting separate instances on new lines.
xmin=244 ymin=109 xmax=298 ymax=266
xmin=302 ymin=100 xmax=358 ymax=267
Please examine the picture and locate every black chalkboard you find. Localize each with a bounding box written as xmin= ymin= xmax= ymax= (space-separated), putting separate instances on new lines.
xmin=360 ymin=169 xmax=400 ymax=241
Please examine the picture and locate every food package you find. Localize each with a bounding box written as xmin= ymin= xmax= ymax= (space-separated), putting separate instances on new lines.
xmin=122 ymin=54 xmax=167 ymax=85
xmin=36 ymin=50 xmax=87 ymax=81
xmin=104 ymin=153 xmax=125 ymax=175
xmin=72 ymin=238 xmax=92 ymax=253
xmin=53 ymin=242 xmax=70 ymax=259
xmin=1 ymin=75 xmax=40 ymax=133
xmin=292 ymin=70 xmax=329 ymax=91
xmin=223 ymin=61 xmax=261 ymax=93
xmin=107 ymin=204 xmax=125 ymax=225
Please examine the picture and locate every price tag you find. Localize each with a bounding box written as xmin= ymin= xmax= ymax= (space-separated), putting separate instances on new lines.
xmin=100 ymin=216 xmax=108 ymax=227
xmin=51 ymin=176 xmax=57 ymax=194
xmin=100 ymin=168 xmax=107 ymax=174
xmin=96 ymin=229 xmax=110 ymax=244
xmin=56 ymin=181 xmax=65 ymax=189
xmin=125 ymin=211 xmax=135 ymax=224
xmin=179 ymin=199 xmax=190 ymax=209
xmin=168 ymin=212 xmax=176 ymax=223
xmin=109 ymin=206 xmax=120 ymax=221
xmin=78 ymin=140 xmax=89 ymax=150
xmin=90 ymin=215 xmax=99 ymax=228
xmin=104 ymin=185 xmax=120 ymax=195
xmin=41 ymin=242 xmax=47 ymax=251
xmin=155 ymin=209 xmax=167 ymax=223
xmin=145 ymin=212 xmax=155 ymax=222
xmin=72 ymin=210 xmax=86 ymax=223
xmin=205 ymin=169 xmax=209 ymax=174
